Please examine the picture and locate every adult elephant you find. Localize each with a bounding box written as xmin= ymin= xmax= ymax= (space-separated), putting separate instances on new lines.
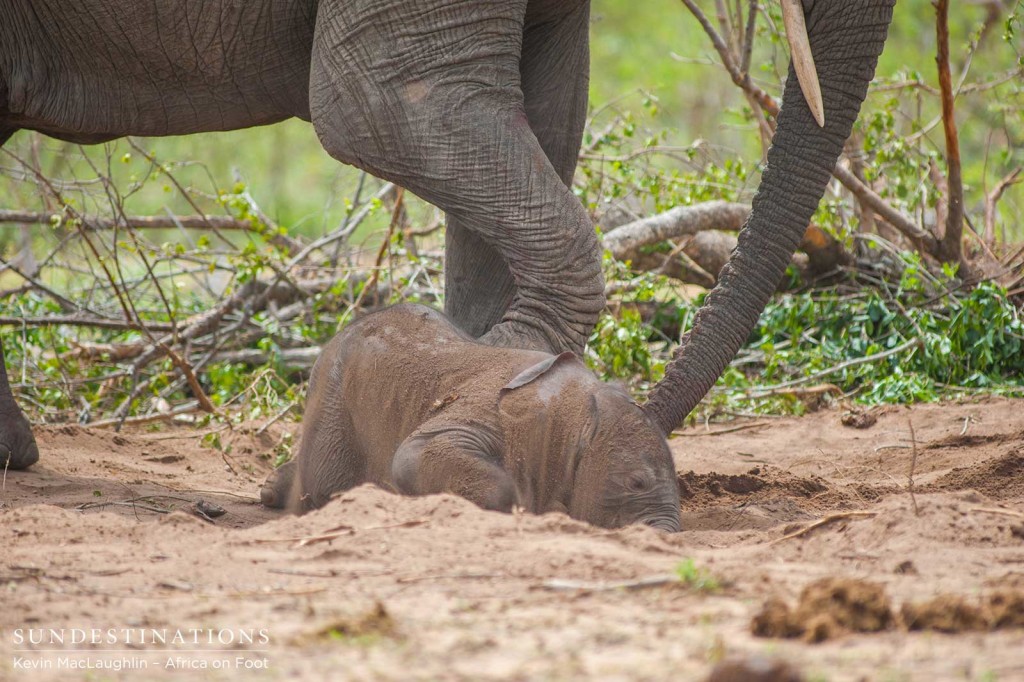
xmin=0 ymin=0 xmax=895 ymax=469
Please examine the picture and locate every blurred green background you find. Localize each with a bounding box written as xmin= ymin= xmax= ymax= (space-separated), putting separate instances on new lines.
xmin=2 ymin=0 xmax=1021 ymax=240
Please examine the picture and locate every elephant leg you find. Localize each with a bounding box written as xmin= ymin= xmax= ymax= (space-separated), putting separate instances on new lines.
xmin=283 ymin=354 xmax=365 ymax=513
xmin=443 ymin=224 xmax=514 ymax=339
xmin=443 ymin=0 xmax=592 ymax=341
xmin=392 ymin=429 xmax=516 ymax=513
xmin=309 ymin=0 xmax=604 ymax=355
xmin=0 ymin=336 xmax=39 ymax=470
xmin=259 ymin=459 xmax=297 ymax=510
xmin=521 ymin=0 xmax=591 ymax=187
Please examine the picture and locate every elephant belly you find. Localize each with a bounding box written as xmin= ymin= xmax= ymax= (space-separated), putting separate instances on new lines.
xmin=1 ymin=0 xmax=317 ymax=139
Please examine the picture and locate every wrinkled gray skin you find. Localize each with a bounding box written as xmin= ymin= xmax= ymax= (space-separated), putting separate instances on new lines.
xmin=261 ymin=304 xmax=682 ymax=531
xmin=0 ymin=0 xmax=895 ymax=471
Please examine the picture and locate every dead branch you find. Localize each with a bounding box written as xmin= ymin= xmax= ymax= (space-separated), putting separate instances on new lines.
xmin=738 ymin=383 xmax=843 ymax=400
xmin=162 ymin=344 xmax=217 ymax=415
xmin=674 ymin=420 xmax=771 ymax=437
xmin=203 ymin=346 xmax=322 ymax=370
xmin=342 ymin=187 xmax=405 ymax=321
xmin=677 ymin=0 xmax=777 ymax=115
xmin=831 ymin=165 xmax=937 ymax=251
xmin=772 ymin=511 xmax=878 ymax=543
xmin=605 ymin=203 xmax=851 ymax=287
xmin=969 ymin=507 xmax=1024 ymax=520
xmin=541 ymin=575 xmax=678 ymax=592
xmin=88 ymin=400 xmax=202 ymax=428
xmin=0 ymin=315 xmax=175 ymax=332
xmin=602 ymin=201 xmax=750 ymax=261
xmin=984 ymin=167 xmax=1022 ymax=241
xmin=0 ymin=209 xmax=283 ymax=236
xmin=288 ymin=182 xmax=397 ymax=268
xmin=907 ymin=418 xmax=920 ymax=516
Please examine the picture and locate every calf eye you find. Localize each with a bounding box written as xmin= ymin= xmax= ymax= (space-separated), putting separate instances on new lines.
xmin=626 ymin=473 xmax=650 ymax=493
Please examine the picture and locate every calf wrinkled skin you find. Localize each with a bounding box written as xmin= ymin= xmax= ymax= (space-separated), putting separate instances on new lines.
xmin=261 ymin=304 xmax=682 ymax=532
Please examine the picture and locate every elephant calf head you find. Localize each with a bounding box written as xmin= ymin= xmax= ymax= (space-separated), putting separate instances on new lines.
xmin=495 ymin=352 xmax=681 ymax=531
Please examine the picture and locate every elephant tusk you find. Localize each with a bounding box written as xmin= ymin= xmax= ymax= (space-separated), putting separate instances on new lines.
xmin=781 ymin=0 xmax=824 ymax=127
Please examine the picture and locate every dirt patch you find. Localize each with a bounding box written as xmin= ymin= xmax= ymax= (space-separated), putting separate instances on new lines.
xmin=678 ymin=467 xmax=830 ymax=502
xmin=901 ymin=595 xmax=988 ymax=633
xmin=706 ymin=655 xmax=805 ymax=682
xmin=755 ymin=581 xmax=1024 ymax=638
xmin=1 ymin=397 xmax=1023 ymax=680
xmin=931 ymin=448 xmax=1024 ymax=499
xmin=677 ymin=467 xmax=838 ymax=530
xmin=752 ymin=578 xmax=894 ymax=642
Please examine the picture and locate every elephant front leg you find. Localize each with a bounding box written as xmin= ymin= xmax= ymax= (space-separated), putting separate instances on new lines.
xmin=309 ymin=0 xmax=604 ymax=356
xmin=443 ymin=0 xmax=594 ymax=349
xmin=0 ymin=337 xmax=39 ymax=470
xmin=391 ymin=429 xmax=516 ymax=513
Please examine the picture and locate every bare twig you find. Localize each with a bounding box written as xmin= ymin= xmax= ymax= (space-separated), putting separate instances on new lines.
xmin=673 ymin=420 xmax=771 ymax=437
xmin=341 ymin=187 xmax=405 ymax=323
xmin=969 ymin=507 xmax=1024 ymax=520
xmin=984 ymin=167 xmax=1022 ymax=241
xmin=541 ymin=575 xmax=679 ymax=592
xmin=772 ymin=511 xmax=879 ymax=543
xmin=907 ymin=419 xmax=920 ymax=516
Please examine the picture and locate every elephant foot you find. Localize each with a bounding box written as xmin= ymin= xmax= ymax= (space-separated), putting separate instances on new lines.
xmin=480 ymin=319 xmax=562 ymax=355
xmin=260 ymin=460 xmax=297 ymax=509
xmin=0 ymin=403 xmax=39 ymax=470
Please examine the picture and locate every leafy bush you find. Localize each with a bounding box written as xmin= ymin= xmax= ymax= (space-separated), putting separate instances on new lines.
xmin=591 ymin=254 xmax=1024 ymax=418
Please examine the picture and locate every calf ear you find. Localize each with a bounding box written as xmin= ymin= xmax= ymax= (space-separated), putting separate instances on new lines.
xmin=502 ymin=352 xmax=577 ymax=392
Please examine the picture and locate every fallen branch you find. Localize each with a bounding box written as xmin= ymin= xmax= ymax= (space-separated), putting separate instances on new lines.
xmin=0 ymin=315 xmax=175 ymax=332
xmin=204 ymin=346 xmax=322 ymax=370
xmin=87 ymin=400 xmax=202 ymax=428
xmin=541 ymin=575 xmax=678 ymax=592
xmin=735 ymin=383 xmax=844 ymax=400
xmin=969 ymin=507 xmax=1024 ymax=520
xmin=0 ymin=208 xmax=294 ymax=247
xmin=907 ymin=419 xmax=920 ymax=516
xmin=772 ymin=511 xmax=879 ymax=543
xmin=674 ymin=420 xmax=772 ymax=437
xmin=602 ymin=201 xmax=750 ymax=261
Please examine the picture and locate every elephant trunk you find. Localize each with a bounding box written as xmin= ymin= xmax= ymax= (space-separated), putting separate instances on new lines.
xmin=643 ymin=0 xmax=895 ymax=435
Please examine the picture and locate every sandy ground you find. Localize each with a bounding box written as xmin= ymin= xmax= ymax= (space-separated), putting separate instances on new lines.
xmin=1 ymin=397 xmax=1022 ymax=681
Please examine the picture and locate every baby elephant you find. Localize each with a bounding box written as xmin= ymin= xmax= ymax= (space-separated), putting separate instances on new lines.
xmin=261 ymin=304 xmax=681 ymax=532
